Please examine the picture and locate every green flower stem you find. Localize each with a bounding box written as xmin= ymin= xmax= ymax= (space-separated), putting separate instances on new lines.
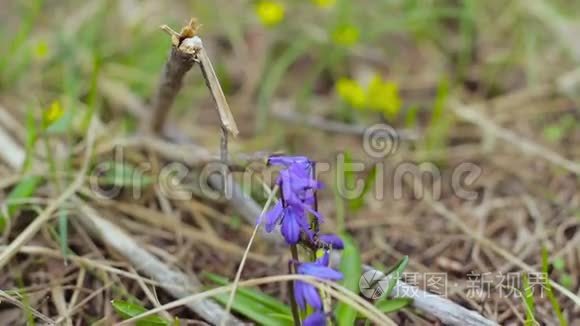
xmin=289 ymin=245 xmax=302 ymax=326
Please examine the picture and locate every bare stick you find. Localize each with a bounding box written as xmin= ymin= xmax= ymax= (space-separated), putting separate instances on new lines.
xmin=144 ymin=22 xmax=198 ymax=134
xmin=220 ymin=126 xmax=229 ymax=162
xmin=193 ymin=39 xmax=239 ymax=137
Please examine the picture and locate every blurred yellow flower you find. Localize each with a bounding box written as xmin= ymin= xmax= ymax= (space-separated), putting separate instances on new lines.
xmin=44 ymin=100 xmax=64 ymax=125
xmin=332 ymin=24 xmax=359 ymax=46
xmin=380 ymin=81 xmax=402 ymax=119
xmin=366 ymin=75 xmax=402 ymax=119
xmin=34 ymin=41 xmax=48 ymax=59
xmin=336 ymin=75 xmax=403 ymax=120
xmin=312 ymin=0 xmax=335 ymax=8
xmin=336 ymin=78 xmax=366 ymax=109
xmin=256 ymin=1 xmax=285 ymax=27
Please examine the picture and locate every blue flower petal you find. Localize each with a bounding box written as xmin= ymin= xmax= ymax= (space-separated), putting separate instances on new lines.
xmin=302 ymin=283 xmax=322 ymax=310
xmin=294 ymin=281 xmax=309 ymax=310
xmin=299 ymin=264 xmax=343 ymax=281
xmin=303 ymin=311 xmax=326 ymax=326
xmin=293 ymin=281 xmax=307 ymax=310
xmin=264 ymin=201 xmax=283 ymax=232
xmin=268 ymin=155 xmax=311 ymax=167
xmin=281 ymin=211 xmax=301 ymax=244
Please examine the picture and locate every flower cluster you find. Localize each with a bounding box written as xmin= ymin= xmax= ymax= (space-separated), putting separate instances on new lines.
xmin=265 ymin=156 xmax=321 ymax=244
xmin=336 ymin=74 xmax=402 ymax=120
xmin=263 ymin=155 xmax=344 ymax=325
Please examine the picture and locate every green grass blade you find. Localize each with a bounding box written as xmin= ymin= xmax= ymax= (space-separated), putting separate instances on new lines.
xmin=256 ymin=38 xmax=311 ymax=132
xmin=212 ymin=291 xmax=293 ymax=326
xmin=349 ymin=165 xmax=377 ymax=212
xmin=204 ymin=272 xmax=291 ymax=316
xmin=81 ymin=55 xmax=101 ymax=133
xmin=541 ymin=248 xmax=568 ymax=326
xmin=58 ymin=208 xmax=68 ymax=260
xmin=111 ymin=300 xmax=170 ymax=326
xmin=384 ymin=256 xmax=409 ymax=298
xmin=335 ymin=234 xmax=362 ymax=326
xmin=0 ymin=0 xmax=43 ymax=80
xmin=0 ymin=176 xmax=43 ymax=232
xmin=521 ymin=274 xmax=537 ymax=326
xmin=375 ymin=298 xmax=413 ymax=314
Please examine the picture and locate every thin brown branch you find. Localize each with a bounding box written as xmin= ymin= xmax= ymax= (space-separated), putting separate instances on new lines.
xmin=144 ymin=21 xmax=199 ymax=134
xmin=194 ymin=43 xmax=239 ymax=137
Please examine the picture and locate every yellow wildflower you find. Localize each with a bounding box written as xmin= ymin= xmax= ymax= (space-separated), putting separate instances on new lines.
xmin=256 ymin=1 xmax=285 ymax=27
xmin=34 ymin=40 xmax=48 ymax=59
xmin=43 ymin=100 xmax=64 ymax=125
xmin=336 ymin=74 xmax=403 ymax=119
xmin=336 ymin=78 xmax=366 ymax=109
xmin=312 ymin=0 xmax=335 ymax=8
xmin=380 ymin=81 xmax=402 ymax=119
xmin=366 ymin=74 xmax=402 ymax=120
xmin=332 ymin=24 xmax=359 ymax=47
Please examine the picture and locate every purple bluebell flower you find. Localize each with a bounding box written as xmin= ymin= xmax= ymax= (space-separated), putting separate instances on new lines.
xmin=264 ymin=201 xmax=311 ymax=244
xmin=303 ymin=311 xmax=326 ymax=326
xmin=263 ymin=155 xmax=324 ymax=244
xmin=294 ymin=252 xmax=343 ymax=310
xmin=318 ymin=234 xmax=344 ymax=250
xmin=268 ymin=155 xmax=312 ymax=167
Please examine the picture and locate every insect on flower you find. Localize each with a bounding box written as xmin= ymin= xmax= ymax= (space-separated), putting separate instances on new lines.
xmin=318 ymin=234 xmax=344 ymax=249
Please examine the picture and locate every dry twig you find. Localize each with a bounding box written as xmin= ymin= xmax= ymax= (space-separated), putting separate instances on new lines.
xmin=144 ymin=20 xmax=199 ymax=134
